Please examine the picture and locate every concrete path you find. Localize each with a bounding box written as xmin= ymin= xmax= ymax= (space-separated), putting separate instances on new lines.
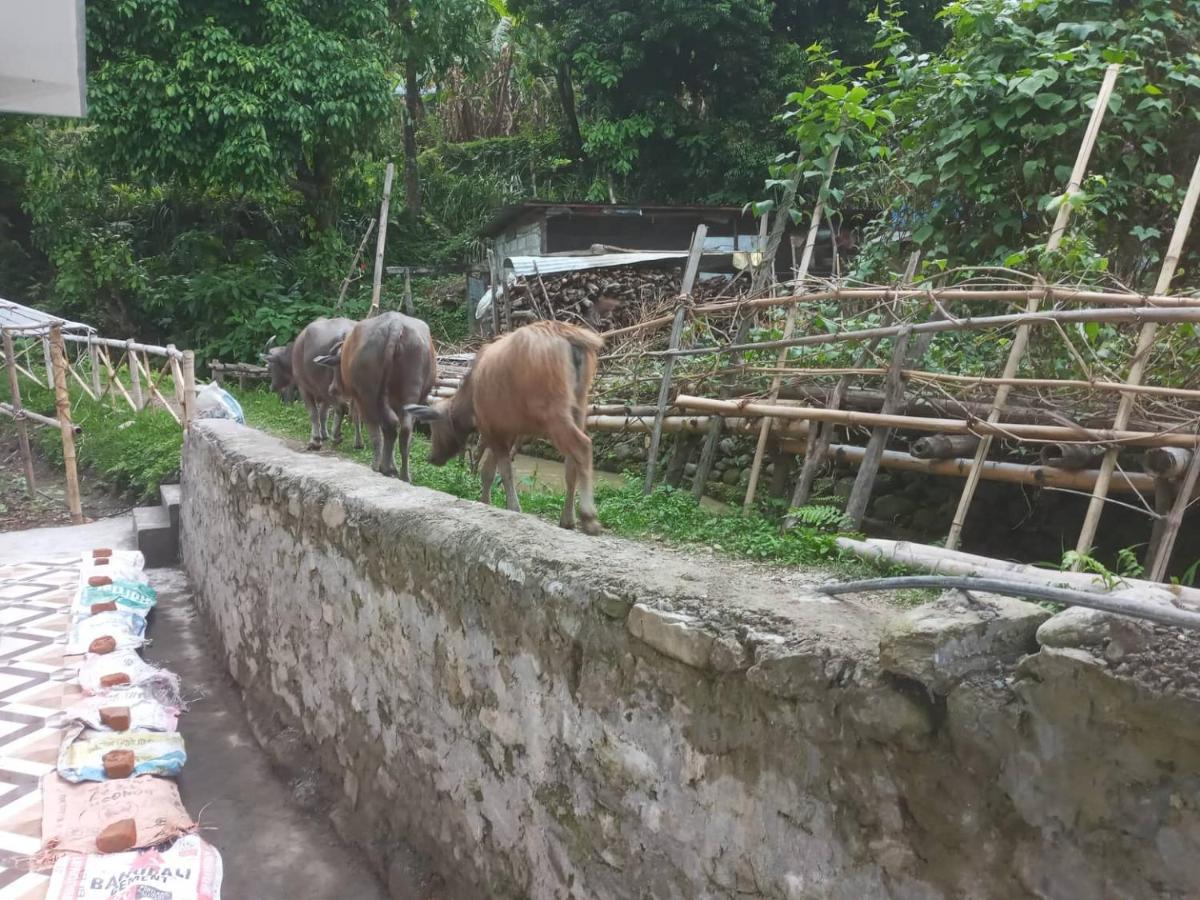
xmin=145 ymin=569 xmax=388 ymax=899
xmin=0 ymin=515 xmax=135 ymax=562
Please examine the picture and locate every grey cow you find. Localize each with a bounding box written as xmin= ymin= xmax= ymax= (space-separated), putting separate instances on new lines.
xmin=292 ymin=317 xmax=363 ymax=451
xmin=314 ymin=312 xmax=436 ymax=481
xmin=263 ymin=343 xmax=298 ymax=403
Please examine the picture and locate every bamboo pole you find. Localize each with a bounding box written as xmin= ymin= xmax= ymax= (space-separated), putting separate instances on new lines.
xmin=844 ymin=326 xmax=910 ymax=527
xmin=672 ymin=394 xmax=1200 ymax=448
xmin=335 ymin=218 xmax=376 ymax=310
xmin=1147 ymin=438 xmax=1200 ymax=582
xmin=370 ymin=162 xmax=395 ymax=317
xmin=744 ymin=144 xmax=839 ymax=512
xmin=403 ymin=267 xmax=414 ymax=315
xmin=181 ymin=350 xmax=197 ymax=427
xmin=0 ymin=401 xmax=76 ymax=431
xmin=87 ymin=338 xmax=101 ymax=395
xmin=644 ymin=224 xmax=706 ymax=494
xmin=834 ymin=537 xmax=1200 ymax=606
xmin=947 ymin=64 xmax=1121 ymax=549
xmin=97 ymin=346 xmax=136 ymax=411
xmin=655 ymin=305 xmax=1200 ymax=360
xmin=734 ymin=366 xmax=1200 ymax=403
xmin=2 ymin=328 xmax=36 ymax=495
xmin=49 ymin=325 xmax=83 ymax=524
xmin=582 ymin=413 xmax=1156 ymax=493
xmin=820 ymin=575 xmax=1200 ymax=631
xmin=40 ymin=336 xmax=53 ymax=389
xmin=61 ymin=334 xmax=184 ymax=358
xmin=126 ymin=341 xmax=145 ymax=410
xmin=1075 ymin=151 xmax=1200 ymax=561
xmin=66 ymin=360 xmax=97 ymax=401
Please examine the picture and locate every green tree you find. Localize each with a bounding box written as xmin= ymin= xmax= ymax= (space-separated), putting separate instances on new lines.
xmin=86 ymin=0 xmax=394 ymax=232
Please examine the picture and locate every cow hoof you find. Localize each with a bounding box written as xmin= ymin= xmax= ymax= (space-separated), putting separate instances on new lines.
xmin=558 ymin=518 xmax=575 ymax=531
xmin=306 ymin=441 xmax=322 ymax=451
xmin=580 ymin=519 xmax=603 ymax=536
xmin=331 ymin=436 xmax=344 ymax=447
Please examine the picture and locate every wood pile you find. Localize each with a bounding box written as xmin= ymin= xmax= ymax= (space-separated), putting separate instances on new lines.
xmin=506 ymin=266 xmax=732 ymax=331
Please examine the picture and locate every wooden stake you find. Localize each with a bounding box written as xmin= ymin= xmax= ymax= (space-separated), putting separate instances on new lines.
xmin=946 ymin=64 xmax=1121 ymax=549
xmin=335 ymin=218 xmax=377 ymax=310
xmin=41 ymin=335 xmax=53 ymax=389
xmin=370 ymin=162 xmax=395 ymax=317
xmin=644 ymin=225 xmax=706 ymax=494
xmin=1075 ymin=150 xmax=1200 ymax=561
xmin=87 ymin=338 xmax=101 ymax=395
xmin=743 ymin=144 xmax=838 ymax=512
xmin=126 ymin=341 xmax=145 ymax=410
xmin=181 ymin=350 xmax=197 ymax=427
xmin=49 ymin=325 xmax=83 ymax=524
xmin=1148 ymin=437 xmax=1200 ymax=582
xmin=403 ymin=267 xmax=414 ymax=315
xmin=488 ymin=250 xmax=502 ymax=337
xmin=844 ymin=326 xmax=911 ymax=527
xmin=2 ymin=328 xmax=36 ymax=495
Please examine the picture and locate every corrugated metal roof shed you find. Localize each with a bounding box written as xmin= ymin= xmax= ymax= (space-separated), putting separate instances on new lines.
xmin=504 ymin=252 xmax=689 ymax=277
xmin=0 ymin=298 xmax=93 ymax=334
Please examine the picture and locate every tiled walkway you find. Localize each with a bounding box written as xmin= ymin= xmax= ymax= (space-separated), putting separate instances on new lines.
xmin=0 ymin=556 xmax=79 ymax=899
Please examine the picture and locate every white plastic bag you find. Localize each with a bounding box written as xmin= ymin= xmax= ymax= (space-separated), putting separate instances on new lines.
xmin=72 ymin=581 xmax=157 ymax=619
xmin=45 ymin=834 xmax=223 ymax=900
xmin=65 ymin=611 xmax=147 ymax=656
xmin=81 ymin=550 xmax=145 ymax=571
xmin=78 ymin=650 xmax=183 ymax=707
xmin=58 ymin=724 xmax=187 ymax=782
xmin=194 ymin=382 xmax=244 ymax=424
xmin=62 ymin=688 xmax=179 ymax=733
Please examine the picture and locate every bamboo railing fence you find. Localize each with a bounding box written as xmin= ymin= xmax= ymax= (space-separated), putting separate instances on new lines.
xmin=1 ymin=314 xmax=196 ymax=523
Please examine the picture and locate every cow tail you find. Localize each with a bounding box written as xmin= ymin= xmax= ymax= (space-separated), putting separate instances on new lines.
xmin=378 ymin=319 xmax=405 ymax=428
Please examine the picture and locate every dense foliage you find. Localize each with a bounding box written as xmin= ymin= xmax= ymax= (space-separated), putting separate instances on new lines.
xmin=1 ymin=0 xmax=1197 ymax=369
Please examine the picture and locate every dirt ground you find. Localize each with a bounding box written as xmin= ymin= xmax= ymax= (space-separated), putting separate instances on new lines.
xmin=0 ymin=430 xmax=129 ymax=531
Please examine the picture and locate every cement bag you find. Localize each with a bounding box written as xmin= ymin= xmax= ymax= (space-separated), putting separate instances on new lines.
xmin=63 ymin=688 xmax=179 ymax=733
xmin=66 ymin=611 xmax=147 ymax=656
xmin=194 ymin=382 xmax=244 ymax=424
xmin=45 ymin=835 xmax=223 ymax=900
xmin=82 ymin=549 xmax=145 ymax=570
xmin=78 ymin=650 xmax=183 ymax=707
xmin=58 ymin=724 xmax=187 ymax=782
xmin=41 ymin=774 xmax=194 ymax=857
xmin=80 ymin=559 xmax=148 ymax=586
xmin=72 ymin=580 xmax=157 ymax=618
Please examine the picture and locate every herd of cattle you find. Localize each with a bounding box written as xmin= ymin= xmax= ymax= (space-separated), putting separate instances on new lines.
xmin=262 ymin=314 xmax=605 ymax=535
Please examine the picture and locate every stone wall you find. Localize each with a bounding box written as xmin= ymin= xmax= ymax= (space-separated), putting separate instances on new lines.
xmin=182 ymin=422 xmax=1200 ymax=900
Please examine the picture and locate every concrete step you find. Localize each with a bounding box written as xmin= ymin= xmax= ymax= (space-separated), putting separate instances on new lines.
xmin=160 ymin=483 xmax=181 ymax=534
xmin=133 ymin=505 xmax=177 ymax=567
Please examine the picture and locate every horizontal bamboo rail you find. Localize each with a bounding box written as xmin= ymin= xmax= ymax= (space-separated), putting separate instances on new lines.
xmin=63 ymin=333 xmax=184 ymax=359
xmin=603 ymin=285 xmax=1200 ymax=340
xmin=674 ymin=395 xmax=1200 ymax=449
xmin=736 ymin=366 xmax=1200 ymax=402
xmin=0 ymin=400 xmax=80 ymax=432
xmin=655 ymin=307 xmax=1200 ymax=360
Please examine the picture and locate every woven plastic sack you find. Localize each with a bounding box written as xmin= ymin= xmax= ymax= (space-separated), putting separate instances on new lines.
xmin=72 ymin=581 xmax=157 ymax=619
xmin=46 ymin=835 xmax=222 ymax=899
xmin=78 ymin=651 xmax=182 ymax=707
xmin=65 ymin=611 xmax=147 ymax=656
xmin=58 ymin=724 xmax=187 ymax=782
xmin=81 ymin=550 xmax=145 ymax=570
xmin=41 ymin=774 xmax=194 ymax=857
xmin=80 ymin=560 xmax=148 ymax=585
xmin=195 ymin=382 xmax=244 ymax=424
xmin=62 ymin=688 xmax=179 ymax=733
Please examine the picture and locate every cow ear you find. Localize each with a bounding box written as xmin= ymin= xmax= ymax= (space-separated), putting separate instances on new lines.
xmin=313 ymin=353 xmax=341 ymax=368
xmin=404 ymin=404 xmax=443 ymax=422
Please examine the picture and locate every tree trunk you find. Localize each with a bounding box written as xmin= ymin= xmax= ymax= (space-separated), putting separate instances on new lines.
xmin=403 ymin=52 xmax=421 ymax=215
xmin=556 ymin=57 xmax=583 ymax=157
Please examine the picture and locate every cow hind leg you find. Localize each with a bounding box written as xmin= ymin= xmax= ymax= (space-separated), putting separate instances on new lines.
xmin=398 ymin=413 xmax=414 ymax=483
xmin=560 ymin=455 xmax=577 ymax=530
xmin=331 ymin=404 xmax=345 ymax=445
xmin=304 ymin=394 xmax=323 ymax=450
xmin=479 ymin=449 xmax=498 ymax=507
xmin=353 ymin=413 xmax=364 ymax=450
xmin=378 ymin=422 xmax=399 ymax=477
xmin=550 ymin=419 xmax=600 ymax=535
xmin=496 ymin=451 xmax=522 ymax=512
xmin=366 ymin=422 xmax=383 ymax=471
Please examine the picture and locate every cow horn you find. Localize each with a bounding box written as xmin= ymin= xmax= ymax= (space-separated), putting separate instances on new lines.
xmin=313 ymin=353 xmax=341 ymax=368
xmin=405 ymin=404 xmax=443 ymax=423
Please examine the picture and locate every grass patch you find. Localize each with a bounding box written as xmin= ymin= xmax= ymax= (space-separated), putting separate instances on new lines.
xmin=236 ymin=388 xmax=875 ymax=574
xmin=15 ymin=385 xmax=182 ymax=502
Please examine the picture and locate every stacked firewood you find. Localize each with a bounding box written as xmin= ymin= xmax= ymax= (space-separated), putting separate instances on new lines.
xmin=505 ymin=266 xmax=732 ymax=331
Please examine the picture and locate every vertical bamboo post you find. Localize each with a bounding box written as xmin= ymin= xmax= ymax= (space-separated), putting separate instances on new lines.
xmin=1074 ymin=151 xmax=1200 ymax=564
xmin=126 ymin=340 xmax=144 ymax=410
xmin=181 ymin=350 xmax=197 ymax=427
xmin=946 ymin=64 xmax=1120 ymax=550
xmin=2 ymin=328 xmax=36 ymax=496
xmin=743 ymin=145 xmax=840 ymax=512
xmin=644 ymin=225 xmax=706 ymax=495
xmin=49 ymin=325 xmax=83 ymax=524
xmin=87 ymin=337 xmax=101 ymax=395
xmin=1148 ymin=445 xmax=1200 ymax=582
xmin=41 ymin=335 xmax=54 ymax=389
xmin=488 ymin=250 xmax=502 ymax=337
xmin=404 ymin=267 xmax=414 ymax=315
xmin=370 ymin=162 xmax=395 ymax=317
xmin=167 ymin=344 xmax=186 ymax=421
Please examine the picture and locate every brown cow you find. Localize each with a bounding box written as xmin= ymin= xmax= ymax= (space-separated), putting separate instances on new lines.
xmin=315 ymin=312 xmax=436 ymax=481
xmin=406 ymin=321 xmax=604 ymax=535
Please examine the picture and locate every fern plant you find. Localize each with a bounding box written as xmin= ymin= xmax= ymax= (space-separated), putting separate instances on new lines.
xmin=787 ymin=504 xmax=852 ymax=533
